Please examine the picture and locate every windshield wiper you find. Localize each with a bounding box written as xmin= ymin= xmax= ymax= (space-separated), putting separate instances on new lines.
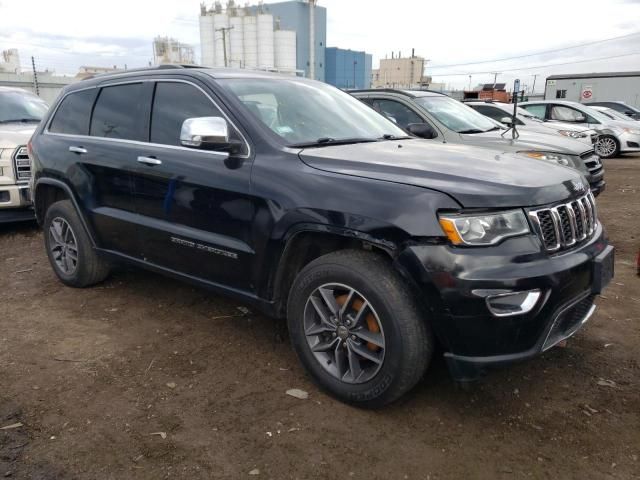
xmin=379 ymin=133 xmax=412 ymax=140
xmin=484 ymin=126 xmax=503 ymax=132
xmin=0 ymin=118 xmax=41 ymax=124
xmin=458 ymin=128 xmax=484 ymax=134
xmin=289 ymin=137 xmax=378 ymax=148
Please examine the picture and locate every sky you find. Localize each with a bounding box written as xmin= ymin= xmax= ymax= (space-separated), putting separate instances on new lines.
xmin=1 ymin=0 xmax=639 ymax=91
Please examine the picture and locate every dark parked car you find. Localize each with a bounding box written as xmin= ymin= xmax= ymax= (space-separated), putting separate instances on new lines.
xmin=29 ymin=67 xmax=614 ymax=407
xmin=584 ymin=101 xmax=640 ymax=120
xmin=351 ymin=89 xmax=605 ymax=196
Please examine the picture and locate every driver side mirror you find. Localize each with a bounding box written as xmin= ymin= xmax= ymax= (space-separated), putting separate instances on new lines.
xmin=180 ymin=117 xmax=241 ymax=153
xmin=407 ymin=122 xmax=437 ymax=139
xmin=500 ymin=116 xmax=514 ymax=126
xmin=575 ymin=115 xmax=587 ymax=123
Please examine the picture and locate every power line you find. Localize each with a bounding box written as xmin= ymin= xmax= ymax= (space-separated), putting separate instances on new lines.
xmin=428 ymin=31 xmax=640 ymax=69
xmin=430 ymin=51 xmax=640 ymax=77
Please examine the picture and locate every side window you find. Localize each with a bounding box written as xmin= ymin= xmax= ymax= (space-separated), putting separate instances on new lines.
xmin=150 ymin=82 xmax=246 ymax=153
xmin=90 ymin=83 xmax=146 ymax=140
xmin=555 ymin=89 xmax=567 ymax=99
xmin=521 ymin=104 xmax=546 ymax=120
xmin=370 ymin=99 xmax=423 ymax=130
xmin=49 ymin=89 xmax=97 ymax=135
xmin=550 ymin=106 xmax=585 ymax=122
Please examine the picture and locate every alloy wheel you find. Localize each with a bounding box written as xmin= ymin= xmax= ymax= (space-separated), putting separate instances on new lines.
xmin=303 ymin=283 xmax=386 ymax=384
xmin=49 ymin=217 xmax=79 ymax=275
xmin=596 ymin=137 xmax=617 ymax=157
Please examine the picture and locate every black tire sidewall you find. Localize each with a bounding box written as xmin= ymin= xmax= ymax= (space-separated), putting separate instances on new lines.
xmin=288 ymin=254 xmax=430 ymax=407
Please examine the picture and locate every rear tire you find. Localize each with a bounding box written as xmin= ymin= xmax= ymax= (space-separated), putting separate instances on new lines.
xmin=287 ymin=250 xmax=433 ymax=408
xmin=595 ymin=135 xmax=620 ymax=159
xmin=43 ymin=200 xmax=110 ymax=287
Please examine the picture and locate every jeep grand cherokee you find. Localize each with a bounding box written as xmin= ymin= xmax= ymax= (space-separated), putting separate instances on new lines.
xmin=29 ymin=67 xmax=614 ymax=407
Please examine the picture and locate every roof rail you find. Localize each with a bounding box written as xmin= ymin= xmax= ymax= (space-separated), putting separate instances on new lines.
xmin=82 ymin=64 xmax=201 ymax=81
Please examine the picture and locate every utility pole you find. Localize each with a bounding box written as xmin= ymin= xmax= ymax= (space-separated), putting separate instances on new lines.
xmin=31 ymin=56 xmax=40 ymax=97
xmin=493 ymin=72 xmax=500 ymax=87
xmin=215 ymin=25 xmax=234 ymax=67
xmin=531 ymin=74 xmax=539 ymax=94
xmin=353 ymin=60 xmax=357 ymax=89
xmin=468 ymin=74 xmax=472 ymax=91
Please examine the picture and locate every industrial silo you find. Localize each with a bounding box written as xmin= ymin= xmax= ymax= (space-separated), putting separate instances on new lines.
xmin=199 ymin=14 xmax=215 ymax=67
xmin=243 ymin=15 xmax=258 ymax=69
xmin=274 ymin=30 xmax=296 ymax=73
xmin=212 ymin=11 xmax=229 ymax=67
xmin=256 ymin=13 xmax=274 ymax=69
xmin=229 ymin=15 xmax=244 ymax=68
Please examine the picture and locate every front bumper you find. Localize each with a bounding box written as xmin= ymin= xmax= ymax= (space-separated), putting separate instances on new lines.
xmin=396 ymin=225 xmax=613 ymax=381
xmin=618 ymin=131 xmax=640 ymax=153
xmin=0 ymin=185 xmax=34 ymax=223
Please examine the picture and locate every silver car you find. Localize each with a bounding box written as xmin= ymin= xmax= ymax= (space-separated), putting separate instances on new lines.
xmin=520 ymin=100 xmax=640 ymax=159
xmin=351 ymin=89 xmax=605 ymax=195
xmin=464 ymin=100 xmax=597 ymax=146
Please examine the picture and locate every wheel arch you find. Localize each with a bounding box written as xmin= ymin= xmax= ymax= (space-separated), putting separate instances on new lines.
xmin=34 ymin=178 xmax=97 ymax=246
xmin=267 ymin=224 xmax=402 ymax=318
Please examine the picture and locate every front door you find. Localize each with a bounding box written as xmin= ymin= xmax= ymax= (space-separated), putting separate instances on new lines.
xmin=132 ymin=79 xmax=257 ymax=291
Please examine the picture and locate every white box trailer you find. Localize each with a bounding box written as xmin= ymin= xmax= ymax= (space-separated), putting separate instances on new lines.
xmin=544 ymin=71 xmax=640 ymax=107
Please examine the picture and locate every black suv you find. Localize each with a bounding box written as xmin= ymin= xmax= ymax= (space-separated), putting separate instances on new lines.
xmin=30 ymin=67 xmax=614 ymax=407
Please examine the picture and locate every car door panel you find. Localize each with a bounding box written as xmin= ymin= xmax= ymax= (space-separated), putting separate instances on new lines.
xmin=132 ymin=80 xmax=257 ymax=291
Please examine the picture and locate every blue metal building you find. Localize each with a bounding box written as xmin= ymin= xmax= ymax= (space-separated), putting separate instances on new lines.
xmin=250 ymin=1 xmax=327 ymax=81
xmin=325 ymin=47 xmax=372 ymax=89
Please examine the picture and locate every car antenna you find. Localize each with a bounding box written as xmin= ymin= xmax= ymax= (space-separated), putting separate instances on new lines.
xmin=502 ymin=78 xmax=520 ymax=140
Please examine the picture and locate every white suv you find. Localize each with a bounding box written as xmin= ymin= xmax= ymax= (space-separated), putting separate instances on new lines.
xmin=0 ymin=87 xmax=47 ymax=222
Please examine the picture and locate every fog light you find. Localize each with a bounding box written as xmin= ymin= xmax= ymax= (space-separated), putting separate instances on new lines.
xmin=475 ymin=289 xmax=542 ymax=317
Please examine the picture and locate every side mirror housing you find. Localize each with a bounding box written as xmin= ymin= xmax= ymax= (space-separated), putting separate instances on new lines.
xmin=407 ymin=122 xmax=437 ymax=139
xmin=575 ymin=115 xmax=587 ymax=123
xmin=500 ymin=116 xmax=514 ymax=125
xmin=180 ymin=117 xmax=237 ymax=152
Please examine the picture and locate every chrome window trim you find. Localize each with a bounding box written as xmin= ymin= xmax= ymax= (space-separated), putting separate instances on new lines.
xmin=44 ymin=78 xmax=251 ymax=160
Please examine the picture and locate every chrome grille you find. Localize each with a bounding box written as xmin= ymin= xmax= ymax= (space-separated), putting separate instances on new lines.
xmin=13 ymin=146 xmax=31 ymax=184
xmin=529 ymin=192 xmax=597 ymax=252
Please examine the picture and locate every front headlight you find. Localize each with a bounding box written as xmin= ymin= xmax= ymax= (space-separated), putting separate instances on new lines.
xmin=558 ymin=130 xmax=586 ymax=139
xmin=623 ymin=127 xmax=640 ymax=135
xmin=438 ymin=210 xmax=530 ymax=246
xmin=518 ymin=151 xmax=579 ymax=168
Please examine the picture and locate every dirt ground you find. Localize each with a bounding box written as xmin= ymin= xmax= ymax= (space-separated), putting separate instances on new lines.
xmin=1 ymin=157 xmax=639 ymax=480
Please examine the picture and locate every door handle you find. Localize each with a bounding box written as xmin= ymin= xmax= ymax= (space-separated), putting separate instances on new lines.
xmin=69 ymin=146 xmax=87 ymax=154
xmin=137 ymin=156 xmax=162 ymax=166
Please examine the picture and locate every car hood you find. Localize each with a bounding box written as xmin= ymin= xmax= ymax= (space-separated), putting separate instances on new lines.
xmin=598 ymin=118 xmax=640 ymax=130
xmin=0 ymin=122 xmax=38 ymax=149
xmin=299 ymin=140 xmax=587 ymax=208
xmin=458 ymin=128 xmax=591 ymax=155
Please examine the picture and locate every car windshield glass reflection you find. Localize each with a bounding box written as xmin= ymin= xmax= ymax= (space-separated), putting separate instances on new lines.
xmin=414 ymin=96 xmax=499 ymax=133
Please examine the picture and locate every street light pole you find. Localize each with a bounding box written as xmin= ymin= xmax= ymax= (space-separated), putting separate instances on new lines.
xmin=531 ymin=74 xmax=539 ymax=94
xmin=353 ymin=60 xmax=357 ymax=88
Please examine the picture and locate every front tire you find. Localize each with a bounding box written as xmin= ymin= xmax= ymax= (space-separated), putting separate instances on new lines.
xmin=43 ymin=200 xmax=110 ymax=287
xmin=287 ymin=250 xmax=433 ymax=408
xmin=595 ymin=135 xmax=620 ymax=159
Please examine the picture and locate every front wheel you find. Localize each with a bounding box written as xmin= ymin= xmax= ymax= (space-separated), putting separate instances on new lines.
xmin=287 ymin=250 xmax=433 ymax=408
xmin=595 ymin=135 xmax=620 ymax=159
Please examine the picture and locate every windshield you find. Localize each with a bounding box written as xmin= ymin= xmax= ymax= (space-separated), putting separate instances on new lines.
xmin=598 ymin=108 xmax=631 ymax=121
xmin=0 ymin=90 xmax=48 ymax=123
xmin=413 ymin=96 xmax=499 ymax=133
xmin=218 ymin=78 xmax=407 ymax=146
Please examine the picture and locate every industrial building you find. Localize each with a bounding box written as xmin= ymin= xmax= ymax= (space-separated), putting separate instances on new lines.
xmin=325 ymin=47 xmax=372 ymax=89
xmin=544 ymin=71 xmax=640 ymax=107
xmin=371 ymin=51 xmax=428 ymax=88
xmin=152 ymin=36 xmax=195 ymax=65
xmin=199 ymin=1 xmax=301 ymax=76
xmin=199 ymin=0 xmax=325 ymax=80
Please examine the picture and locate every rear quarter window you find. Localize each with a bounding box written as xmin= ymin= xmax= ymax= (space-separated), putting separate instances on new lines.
xmin=48 ymin=89 xmax=98 ymax=135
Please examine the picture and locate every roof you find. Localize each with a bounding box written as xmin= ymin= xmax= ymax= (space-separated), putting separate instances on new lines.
xmin=348 ymin=88 xmax=447 ymax=98
xmin=547 ymin=71 xmax=640 ymax=80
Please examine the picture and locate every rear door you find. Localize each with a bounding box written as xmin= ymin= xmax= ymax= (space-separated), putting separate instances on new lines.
xmin=131 ymin=79 xmax=256 ymax=290
xmin=43 ymin=83 xmax=151 ymax=257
